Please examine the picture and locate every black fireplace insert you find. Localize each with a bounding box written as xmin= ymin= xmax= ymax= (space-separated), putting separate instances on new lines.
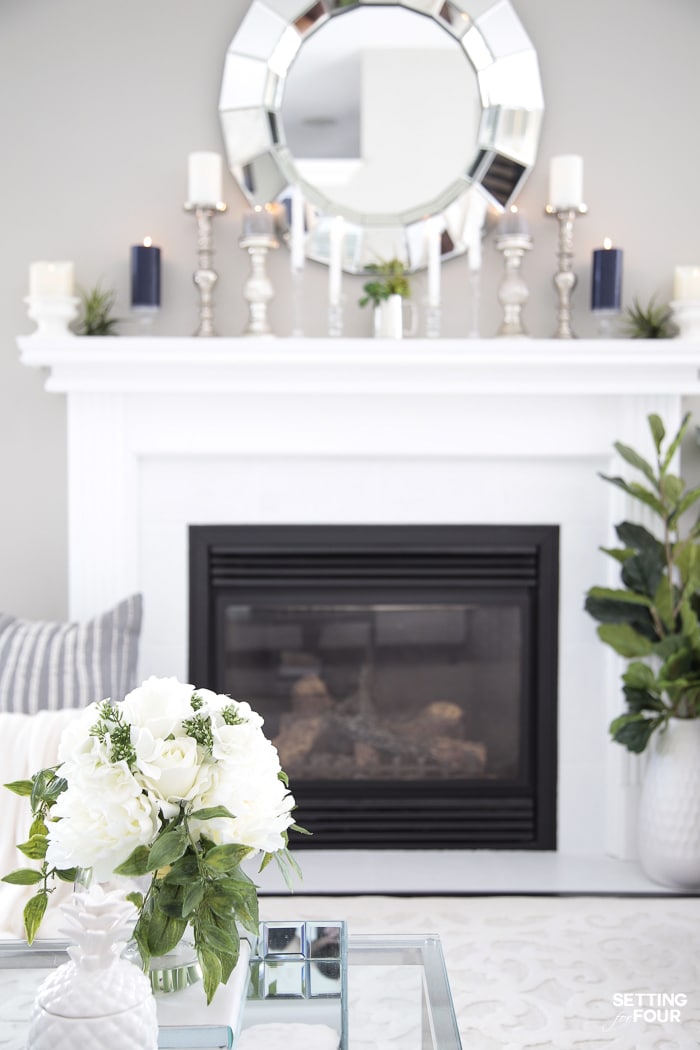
xmin=189 ymin=524 xmax=558 ymax=850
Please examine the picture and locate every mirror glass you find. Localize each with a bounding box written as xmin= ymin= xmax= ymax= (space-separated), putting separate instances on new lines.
xmin=219 ymin=0 xmax=543 ymax=273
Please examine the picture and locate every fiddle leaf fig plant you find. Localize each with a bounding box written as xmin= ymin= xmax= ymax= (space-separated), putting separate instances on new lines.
xmin=585 ymin=412 xmax=700 ymax=753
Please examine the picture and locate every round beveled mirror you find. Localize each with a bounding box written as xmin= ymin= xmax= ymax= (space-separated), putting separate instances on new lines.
xmin=219 ymin=0 xmax=543 ymax=273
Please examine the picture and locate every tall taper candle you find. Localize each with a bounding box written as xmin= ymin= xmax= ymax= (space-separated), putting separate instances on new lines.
xmin=426 ymin=218 xmax=441 ymax=308
xmin=329 ymin=216 xmax=344 ymax=305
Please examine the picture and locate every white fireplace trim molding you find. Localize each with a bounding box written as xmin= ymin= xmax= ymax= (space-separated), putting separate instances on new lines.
xmin=18 ymin=336 xmax=700 ymax=879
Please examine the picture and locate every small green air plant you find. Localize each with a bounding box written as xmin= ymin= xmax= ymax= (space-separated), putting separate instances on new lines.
xmin=358 ymin=258 xmax=411 ymax=309
xmin=76 ymin=283 xmax=120 ymax=336
xmin=622 ymin=295 xmax=678 ymax=339
xmin=584 ymin=412 xmax=700 ymax=753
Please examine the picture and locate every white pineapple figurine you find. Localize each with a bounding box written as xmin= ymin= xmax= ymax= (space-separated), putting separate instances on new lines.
xmin=28 ymin=883 xmax=158 ymax=1050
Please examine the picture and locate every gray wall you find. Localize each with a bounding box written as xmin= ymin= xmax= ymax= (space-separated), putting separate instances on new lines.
xmin=1 ymin=0 xmax=699 ymax=620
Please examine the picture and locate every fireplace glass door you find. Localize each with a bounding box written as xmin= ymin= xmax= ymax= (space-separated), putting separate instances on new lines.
xmin=190 ymin=525 xmax=558 ymax=849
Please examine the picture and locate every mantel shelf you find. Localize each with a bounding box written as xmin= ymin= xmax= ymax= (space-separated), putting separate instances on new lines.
xmin=17 ymin=334 xmax=700 ymax=397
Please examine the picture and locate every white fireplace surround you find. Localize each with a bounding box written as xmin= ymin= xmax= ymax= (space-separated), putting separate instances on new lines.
xmin=19 ymin=336 xmax=700 ymax=893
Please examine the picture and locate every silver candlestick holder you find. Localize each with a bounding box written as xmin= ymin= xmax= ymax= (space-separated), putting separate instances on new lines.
xmin=495 ymin=232 xmax=533 ymax=337
xmin=184 ymin=201 xmax=227 ymax=337
xmin=545 ymin=203 xmax=587 ymax=338
xmin=240 ymin=231 xmax=278 ymax=336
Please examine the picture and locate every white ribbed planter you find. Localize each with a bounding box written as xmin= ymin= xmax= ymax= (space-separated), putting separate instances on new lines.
xmin=638 ymin=719 xmax=700 ymax=889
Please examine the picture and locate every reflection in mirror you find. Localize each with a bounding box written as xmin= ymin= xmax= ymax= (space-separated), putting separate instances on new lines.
xmin=219 ymin=0 xmax=543 ymax=273
xmin=282 ymin=6 xmax=479 ymax=225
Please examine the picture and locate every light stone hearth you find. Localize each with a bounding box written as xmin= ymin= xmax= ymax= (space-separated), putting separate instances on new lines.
xmin=19 ymin=335 xmax=700 ymax=891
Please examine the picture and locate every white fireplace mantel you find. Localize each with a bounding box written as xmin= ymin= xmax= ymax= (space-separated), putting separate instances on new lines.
xmin=18 ymin=335 xmax=700 ymax=396
xmin=18 ymin=335 xmax=700 ymax=892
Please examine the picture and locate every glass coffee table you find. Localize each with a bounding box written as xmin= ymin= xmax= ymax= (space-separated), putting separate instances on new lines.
xmin=0 ymin=922 xmax=462 ymax=1050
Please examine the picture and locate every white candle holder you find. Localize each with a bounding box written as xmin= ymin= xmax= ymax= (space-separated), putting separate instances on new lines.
xmin=467 ymin=268 xmax=481 ymax=339
xmin=495 ymin=232 xmax=533 ymax=337
xmin=425 ymin=302 xmax=441 ymax=339
xmin=184 ymin=200 xmax=227 ymax=337
xmin=592 ymin=308 xmax=621 ymax=339
xmin=131 ymin=305 xmax=159 ymax=336
xmin=24 ymin=295 xmax=80 ymax=337
xmin=671 ymin=300 xmax=700 ymax=340
xmin=328 ymin=297 xmax=344 ymax=339
xmin=545 ymin=203 xmax=587 ymax=338
xmin=240 ymin=232 xmax=278 ymax=337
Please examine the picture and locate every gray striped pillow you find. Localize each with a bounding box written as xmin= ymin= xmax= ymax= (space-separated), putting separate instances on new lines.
xmin=0 ymin=594 xmax=142 ymax=713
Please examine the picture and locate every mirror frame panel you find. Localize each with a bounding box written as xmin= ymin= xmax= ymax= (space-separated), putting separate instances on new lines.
xmin=219 ymin=0 xmax=544 ymax=273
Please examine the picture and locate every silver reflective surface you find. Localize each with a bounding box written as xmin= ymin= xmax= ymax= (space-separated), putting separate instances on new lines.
xmin=221 ymin=0 xmax=544 ymax=272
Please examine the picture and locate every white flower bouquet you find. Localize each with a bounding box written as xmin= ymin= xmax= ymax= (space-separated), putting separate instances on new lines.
xmin=3 ymin=676 xmax=304 ymax=1001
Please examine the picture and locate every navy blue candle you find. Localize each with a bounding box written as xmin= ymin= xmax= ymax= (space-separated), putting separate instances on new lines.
xmin=130 ymin=238 xmax=161 ymax=307
xmin=591 ymin=240 xmax=622 ymax=310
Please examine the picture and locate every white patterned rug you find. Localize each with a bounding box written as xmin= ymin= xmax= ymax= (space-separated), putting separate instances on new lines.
xmin=259 ymin=894 xmax=700 ymax=1050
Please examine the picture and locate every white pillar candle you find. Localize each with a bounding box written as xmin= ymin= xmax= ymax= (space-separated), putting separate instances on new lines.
xmin=29 ymin=261 xmax=75 ymax=298
xmin=548 ymin=154 xmax=584 ymax=209
xmin=187 ymin=151 xmax=223 ymax=205
xmin=673 ymin=265 xmax=700 ymax=301
xmin=468 ymin=234 xmax=482 ymax=273
xmin=290 ymin=187 xmax=305 ymax=273
xmin=328 ymin=216 xmax=344 ymax=305
xmin=426 ymin=218 xmax=441 ymax=308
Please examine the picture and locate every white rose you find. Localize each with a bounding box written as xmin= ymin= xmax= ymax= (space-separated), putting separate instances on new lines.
xmin=120 ymin=675 xmax=196 ymax=739
xmin=133 ymin=732 xmax=210 ymax=818
xmin=189 ymin=760 xmax=295 ymax=854
xmin=46 ymin=760 xmax=159 ymax=881
xmin=199 ymin=691 xmax=264 ymax=730
xmin=56 ymin=701 xmax=109 ymax=767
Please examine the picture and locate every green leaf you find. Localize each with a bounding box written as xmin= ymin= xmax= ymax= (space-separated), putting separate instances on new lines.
xmin=155 ymin=882 xmax=186 ymax=918
xmin=598 ymin=476 xmax=665 ymax=517
xmin=148 ymin=830 xmax=188 ymax=871
xmin=199 ymin=946 xmax=222 ymax=1005
xmin=146 ymin=908 xmax=187 ymax=956
xmin=600 ymin=546 xmax=635 ymax=564
xmin=163 ymin=853 xmax=200 ymax=885
xmin=218 ymin=948 xmax=240 ymax=986
xmin=622 ymin=686 xmax=666 ymax=714
xmin=126 ymin=891 xmax=144 ymax=910
xmin=662 ymin=474 xmax=685 ymax=507
xmin=188 ymin=806 xmax=235 ymax=821
xmin=620 ymin=550 xmax=664 ymax=600
xmin=652 ymin=575 xmax=675 ymax=632
xmin=669 ymin=484 xmax=700 ymax=525
xmin=4 ymin=779 xmax=33 ymax=797
xmin=675 ymin=542 xmax=700 ymax=591
xmin=622 ymin=661 xmax=657 ymax=690
xmin=615 ymin=522 xmax=663 ymax=553
xmin=596 ymin=623 xmax=655 ymax=657
xmin=114 ymin=845 xmax=151 ymax=877
xmin=199 ymin=921 xmax=240 ymax=957
xmin=18 ymin=835 xmax=48 ymax=861
xmin=609 ymin=713 xmax=661 ymax=752
xmin=23 ymin=892 xmax=48 ymax=944
xmin=586 ymin=586 xmax=652 ymax=607
xmin=661 ymin=411 xmax=691 ymax=472
xmin=182 ymin=881 xmax=206 ymax=916
xmin=55 ymin=867 xmax=78 ymax=883
xmin=648 ymin=413 xmax=665 ymax=453
xmin=203 ymin=844 xmax=253 ymax=874
xmin=1 ymin=868 xmax=44 ymax=886
xmin=613 ymin=441 xmax=657 ymax=487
